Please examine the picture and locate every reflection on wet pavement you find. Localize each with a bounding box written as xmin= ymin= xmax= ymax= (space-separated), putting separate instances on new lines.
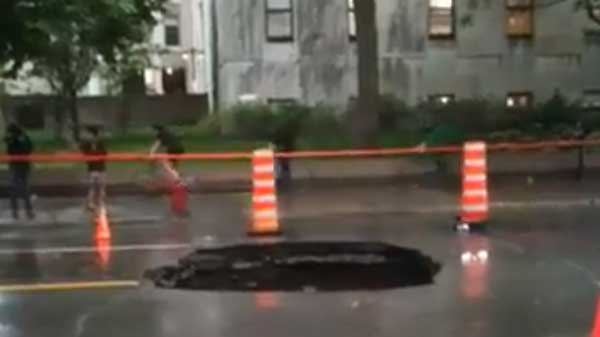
xmin=0 ymin=191 xmax=595 ymax=336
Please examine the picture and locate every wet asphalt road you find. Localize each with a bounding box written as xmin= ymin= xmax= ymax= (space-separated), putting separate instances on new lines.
xmin=0 ymin=187 xmax=598 ymax=337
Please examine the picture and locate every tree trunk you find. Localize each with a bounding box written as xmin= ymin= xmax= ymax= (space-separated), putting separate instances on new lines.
xmin=118 ymin=94 xmax=132 ymax=135
xmin=352 ymin=0 xmax=380 ymax=146
xmin=52 ymin=97 xmax=66 ymax=141
xmin=67 ymin=90 xmax=80 ymax=142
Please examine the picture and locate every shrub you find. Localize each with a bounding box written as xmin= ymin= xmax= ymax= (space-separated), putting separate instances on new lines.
xmin=579 ymin=109 xmax=600 ymax=132
xmin=195 ymin=113 xmax=222 ymax=137
xmin=229 ymin=103 xmax=274 ymax=139
xmin=227 ymin=102 xmax=312 ymax=149
xmin=529 ymin=92 xmax=579 ymax=129
xmin=487 ymin=129 xmax=525 ymax=142
xmin=378 ymin=94 xmax=412 ymax=131
xmin=270 ymin=102 xmax=309 ymax=150
xmin=298 ymin=105 xmax=351 ymax=149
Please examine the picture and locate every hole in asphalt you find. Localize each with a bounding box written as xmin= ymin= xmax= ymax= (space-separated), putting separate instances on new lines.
xmin=144 ymin=241 xmax=442 ymax=291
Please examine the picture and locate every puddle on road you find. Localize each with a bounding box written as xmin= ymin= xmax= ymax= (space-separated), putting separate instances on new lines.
xmin=144 ymin=241 xmax=442 ymax=291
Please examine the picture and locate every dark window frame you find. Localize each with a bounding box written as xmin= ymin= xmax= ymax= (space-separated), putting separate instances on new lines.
xmin=265 ymin=0 xmax=295 ymax=42
xmin=506 ymin=91 xmax=534 ymax=109
xmin=506 ymin=0 xmax=534 ymax=39
xmin=582 ymin=89 xmax=600 ymax=110
xmin=428 ymin=0 xmax=456 ymax=39
xmin=165 ymin=24 xmax=180 ymax=46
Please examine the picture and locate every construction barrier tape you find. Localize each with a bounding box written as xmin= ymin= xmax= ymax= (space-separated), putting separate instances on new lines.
xmin=0 ymin=139 xmax=598 ymax=163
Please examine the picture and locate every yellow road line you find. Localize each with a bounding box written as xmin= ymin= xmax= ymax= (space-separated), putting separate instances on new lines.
xmin=0 ymin=280 xmax=140 ymax=293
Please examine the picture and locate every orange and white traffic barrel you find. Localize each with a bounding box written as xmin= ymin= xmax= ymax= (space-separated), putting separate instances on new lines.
xmin=460 ymin=141 xmax=489 ymax=227
xmin=249 ymin=148 xmax=280 ymax=236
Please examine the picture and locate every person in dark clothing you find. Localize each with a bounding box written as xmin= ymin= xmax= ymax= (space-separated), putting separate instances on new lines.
xmin=4 ymin=123 xmax=34 ymax=220
xmin=150 ymin=125 xmax=185 ymax=183
xmin=80 ymin=126 xmax=107 ymax=211
xmin=150 ymin=125 xmax=185 ymax=166
xmin=574 ymin=121 xmax=586 ymax=181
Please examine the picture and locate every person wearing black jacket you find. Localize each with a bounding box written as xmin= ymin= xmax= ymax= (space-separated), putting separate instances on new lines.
xmin=80 ymin=126 xmax=107 ymax=211
xmin=150 ymin=125 xmax=185 ymax=183
xmin=4 ymin=123 xmax=34 ymax=220
xmin=150 ymin=125 xmax=185 ymax=166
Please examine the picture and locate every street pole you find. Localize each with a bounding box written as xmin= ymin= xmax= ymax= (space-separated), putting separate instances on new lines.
xmin=202 ymin=0 xmax=214 ymax=114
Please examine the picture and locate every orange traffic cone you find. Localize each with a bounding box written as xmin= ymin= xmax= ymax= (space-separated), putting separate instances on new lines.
xmin=460 ymin=141 xmax=489 ymax=226
xmin=592 ymin=297 xmax=600 ymax=337
xmin=249 ymin=148 xmax=280 ymax=236
xmin=94 ymin=205 xmax=111 ymax=241
xmin=255 ymin=292 xmax=280 ymax=310
xmin=96 ymin=237 xmax=111 ymax=270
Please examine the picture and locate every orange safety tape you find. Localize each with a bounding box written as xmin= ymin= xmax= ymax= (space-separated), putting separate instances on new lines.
xmin=0 ymin=139 xmax=599 ymax=163
xmin=275 ymin=146 xmax=460 ymax=159
xmin=0 ymin=152 xmax=252 ymax=163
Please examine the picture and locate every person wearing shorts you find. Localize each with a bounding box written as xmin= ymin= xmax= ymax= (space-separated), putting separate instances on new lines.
xmin=80 ymin=126 xmax=107 ymax=211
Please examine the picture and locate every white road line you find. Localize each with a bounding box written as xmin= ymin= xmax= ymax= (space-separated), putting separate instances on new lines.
xmin=0 ymin=243 xmax=192 ymax=256
xmin=563 ymin=259 xmax=600 ymax=289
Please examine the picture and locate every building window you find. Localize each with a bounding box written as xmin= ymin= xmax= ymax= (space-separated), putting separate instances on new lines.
xmin=165 ymin=25 xmax=180 ymax=46
xmin=429 ymin=94 xmax=455 ymax=105
xmin=164 ymin=4 xmax=180 ymax=46
xmin=506 ymin=0 xmax=533 ymax=38
xmin=266 ymin=0 xmax=294 ymax=42
xmin=506 ymin=92 xmax=533 ymax=108
xmin=582 ymin=90 xmax=600 ymax=109
xmin=348 ymin=0 xmax=356 ymax=41
xmin=429 ymin=0 xmax=454 ymax=38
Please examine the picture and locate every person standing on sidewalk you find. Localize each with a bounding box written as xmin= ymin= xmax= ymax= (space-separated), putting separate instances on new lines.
xmin=80 ymin=126 xmax=107 ymax=211
xmin=4 ymin=123 xmax=34 ymax=220
xmin=574 ymin=120 xmax=586 ymax=181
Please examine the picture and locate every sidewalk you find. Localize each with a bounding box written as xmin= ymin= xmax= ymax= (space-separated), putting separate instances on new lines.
xmin=0 ymin=148 xmax=598 ymax=196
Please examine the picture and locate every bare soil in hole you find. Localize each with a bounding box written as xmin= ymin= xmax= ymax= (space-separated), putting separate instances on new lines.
xmin=144 ymin=241 xmax=442 ymax=291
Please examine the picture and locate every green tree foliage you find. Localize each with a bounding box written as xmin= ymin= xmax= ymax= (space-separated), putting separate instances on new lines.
xmin=2 ymin=0 xmax=166 ymax=141
xmin=0 ymin=0 xmax=50 ymax=76
xmin=576 ymin=0 xmax=600 ymax=24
